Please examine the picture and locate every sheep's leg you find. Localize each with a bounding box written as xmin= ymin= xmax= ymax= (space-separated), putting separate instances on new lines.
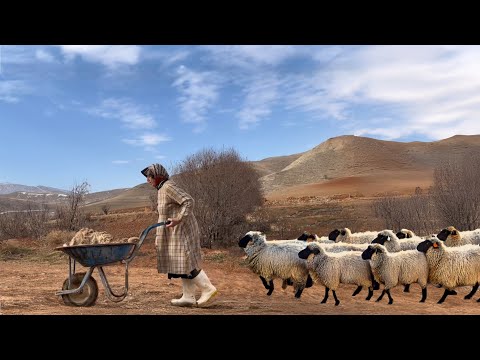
xmin=260 ymin=276 xmax=270 ymax=290
xmin=464 ymin=282 xmax=479 ymax=299
xmin=266 ymin=280 xmax=274 ymax=296
xmin=294 ymin=286 xmax=304 ymax=299
xmin=321 ymin=287 xmax=329 ymax=304
xmin=386 ymin=289 xmax=394 ymax=304
xmin=366 ymin=287 xmax=373 ymax=301
xmin=376 ymin=289 xmax=386 ymax=302
xmin=372 ymin=280 xmax=380 ymax=291
xmin=420 ymin=287 xmax=427 ymax=302
xmin=403 ymin=284 xmax=410 ymax=293
xmin=438 ymin=289 xmax=455 ymax=304
xmin=281 ymin=280 xmax=288 ymax=290
xmin=352 ymin=286 xmax=362 ymax=297
xmin=306 ymin=275 xmax=313 ymax=288
xmin=332 ymin=290 xmax=340 ymax=306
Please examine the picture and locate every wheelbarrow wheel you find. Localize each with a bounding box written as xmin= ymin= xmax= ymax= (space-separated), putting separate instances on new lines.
xmin=61 ymin=272 xmax=99 ymax=307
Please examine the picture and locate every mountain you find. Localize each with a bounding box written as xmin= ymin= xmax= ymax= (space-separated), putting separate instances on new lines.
xmin=0 ymin=183 xmax=68 ymax=195
xmin=260 ymin=134 xmax=480 ymax=198
xmin=3 ymin=134 xmax=480 ymax=212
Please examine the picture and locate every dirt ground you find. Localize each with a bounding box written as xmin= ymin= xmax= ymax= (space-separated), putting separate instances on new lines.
xmin=2 ymin=244 xmax=480 ymax=315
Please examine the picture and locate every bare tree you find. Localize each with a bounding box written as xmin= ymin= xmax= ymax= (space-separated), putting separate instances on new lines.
xmin=55 ymin=181 xmax=90 ymax=231
xmin=0 ymin=202 xmax=51 ymax=240
xmin=172 ymin=148 xmax=264 ymax=248
xmin=431 ymin=153 xmax=480 ymax=231
xmin=149 ymin=192 xmax=158 ymax=212
xmin=101 ymin=204 xmax=111 ymax=215
xmin=372 ymin=189 xmax=440 ymax=236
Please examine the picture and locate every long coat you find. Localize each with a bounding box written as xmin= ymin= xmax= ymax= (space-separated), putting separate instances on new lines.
xmin=155 ymin=179 xmax=202 ymax=274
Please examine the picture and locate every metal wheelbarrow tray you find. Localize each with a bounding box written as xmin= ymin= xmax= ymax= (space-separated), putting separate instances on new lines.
xmin=55 ymin=221 xmax=169 ymax=307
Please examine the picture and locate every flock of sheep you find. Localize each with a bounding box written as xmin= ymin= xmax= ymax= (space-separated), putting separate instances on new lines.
xmin=238 ymin=226 xmax=480 ymax=305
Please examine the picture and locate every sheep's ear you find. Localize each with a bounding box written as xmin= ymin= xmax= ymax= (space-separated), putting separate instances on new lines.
xmin=452 ymin=230 xmax=457 ymax=235
xmin=341 ymin=230 xmax=346 ymax=236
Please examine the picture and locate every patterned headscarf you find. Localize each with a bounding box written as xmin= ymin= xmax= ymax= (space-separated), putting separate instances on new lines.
xmin=141 ymin=163 xmax=170 ymax=179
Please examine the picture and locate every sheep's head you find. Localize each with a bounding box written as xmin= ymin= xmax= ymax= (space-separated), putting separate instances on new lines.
xmin=396 ymin=229 xmax=414 ymax=239
xmin=328 ymin=229 xmax=340 ymax=241
xmin=297 ymin=232 xmax=310 ymax=241
xmin=436 ymin=226 xmax=459 ymax=242
xmin=361 ymin=244 xmax=385 ymax=260
xmin=298 ymin=243 xmax=321 ymax=260
xmin=372 ymin=233 xmax=390 ymax=245
xmin=417 ymin=237 xmax=443 ymax=253
xmin=238 ymin=231 xmax=264 ymax=248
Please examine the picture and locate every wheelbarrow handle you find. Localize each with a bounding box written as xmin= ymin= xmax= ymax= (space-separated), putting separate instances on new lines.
xmin=124 ymin=220 xmax=171 ymax=262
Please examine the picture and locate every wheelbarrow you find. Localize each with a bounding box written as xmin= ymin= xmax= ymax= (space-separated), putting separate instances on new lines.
xmin=55 ymin=221 xmax=170 ymax=307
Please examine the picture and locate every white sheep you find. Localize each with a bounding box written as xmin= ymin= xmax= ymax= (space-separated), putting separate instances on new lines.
xmin=436 ymin=226 xmax=480 ymax=247
xmin=298 ymin=242 xmax=375 ymax=306
xmin=328 ymin=228 xmax=378 ymax=244
xmin=238 ymin=231 xmax=312 ymax=298
xmin=297 ymin=232 xmax=333 ymax=243
xmin=372 ymin=230 xmax=424 ymax=252
xmin=361 ymin=243 xmax=428 ymax=304
xmin=417 ymin=237 xmax=480 ymax=303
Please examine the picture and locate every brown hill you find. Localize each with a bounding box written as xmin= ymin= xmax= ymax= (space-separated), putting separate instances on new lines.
xmin=261 ymin=134 xmax=480 ymax=198
xmin=83 ymin=183 xmax=155 ymax=212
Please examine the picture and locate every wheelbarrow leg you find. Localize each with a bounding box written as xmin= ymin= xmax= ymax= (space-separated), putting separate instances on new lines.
xmin=97 ymin=263 xmax=129 ymax=303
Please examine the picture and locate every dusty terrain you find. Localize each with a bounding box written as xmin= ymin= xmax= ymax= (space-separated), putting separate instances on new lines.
xmin=1 ymin=240 xmax=480 ymax=315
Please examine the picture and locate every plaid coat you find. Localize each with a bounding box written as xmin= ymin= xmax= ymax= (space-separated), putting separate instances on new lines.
xmin=155 ymin=180 xmax=202 ymax=274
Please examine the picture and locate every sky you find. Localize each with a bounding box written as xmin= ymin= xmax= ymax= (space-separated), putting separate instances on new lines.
xmin=1 ymin=45 xmax=480 ymax=193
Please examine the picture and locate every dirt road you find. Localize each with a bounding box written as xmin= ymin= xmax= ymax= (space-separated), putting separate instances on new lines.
xmin=1 ymin=247 xmax=480 ymax=315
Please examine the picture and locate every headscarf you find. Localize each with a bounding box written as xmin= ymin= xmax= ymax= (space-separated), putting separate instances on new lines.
xmin=141 ymin=163 xmax=170 ymax=179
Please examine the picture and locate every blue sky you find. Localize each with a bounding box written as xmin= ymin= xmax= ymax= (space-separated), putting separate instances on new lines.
xmin=1 ymin=45 xmax=480 ymax=192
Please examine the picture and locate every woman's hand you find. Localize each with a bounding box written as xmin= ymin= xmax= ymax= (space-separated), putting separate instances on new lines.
xmin=166 ymin=218 xmax=180 ymax=228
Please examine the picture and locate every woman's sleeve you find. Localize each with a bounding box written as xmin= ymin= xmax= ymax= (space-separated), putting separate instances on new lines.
xmin=164 ymin=183 xmax=194 ymax=221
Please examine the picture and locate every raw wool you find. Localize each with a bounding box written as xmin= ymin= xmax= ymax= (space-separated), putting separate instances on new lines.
xmin=329 ymin=227 xmax=379 ymax=244
xmin=299 ymin=242 xmax=375 ymax=305
xmin=361 ymin=243 xmax=428 ymax=304
xmin=66 ymin=228 xmax=139 ymax=246
xmin=316 ymin=241 xmax=368 ymax=253
xmin=417 ymin=237 xmax=480 ymax=303
xmin=239 ymin=231 xmax=311 ymax=298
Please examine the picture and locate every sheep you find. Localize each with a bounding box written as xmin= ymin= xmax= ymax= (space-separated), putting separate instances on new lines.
xmin=298 ymin=242 xmax=375 ymax=306
xmin=361 ymin=243 xmax=428 ymax=304
xmin=417 ymin=237 xmax=480 ymax=303
xmin=396 ymin=229 xmax=416 ymax=239
xmin=238 ymin=231 xmax=312 ymax=298
xmin=297 ymin=232 xmax=333 ymax=243
xmin=436 ymin=226 xmax=480 ymax=247
xmin=371 ymin=230 xmax=425 ymax=293
xmin=328 ymin=228 xmax=378 ymax=244
xmin=372 ymin=230 xmax=424 ymax=252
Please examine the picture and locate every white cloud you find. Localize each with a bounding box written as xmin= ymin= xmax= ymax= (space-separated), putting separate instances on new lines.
xmin=35 ymin=49 xmax=55 ymax=63
xmin=237 ymin=74 xmax=280 ymax=129
xmin=122 ymin=133 xmax=171 ymax=148
xmin=89 ymin=98 xmax=156 ymax=129
xmin=282 ymin=45 xmax=480 ymax=140
xmin=172 ymin=65 xmax=221 ymax=132
xmin=202 ymin=45 xmax=299 ymax=68
xmin=112 ymin=160 xmax=129 ymax=164
xmin=0 ymin=80 xmax=30 ymax=103
xmin=155 ymin=154 xmax=166 ymax=160
xmin=142 ymin=48 xmax=190 ymax=67
xmin=59 ymin=45 xmax=141 ymax=68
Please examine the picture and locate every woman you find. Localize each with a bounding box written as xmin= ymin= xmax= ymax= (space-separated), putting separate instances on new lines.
xmin=141 ymin=163 xmax=217 ymax=307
